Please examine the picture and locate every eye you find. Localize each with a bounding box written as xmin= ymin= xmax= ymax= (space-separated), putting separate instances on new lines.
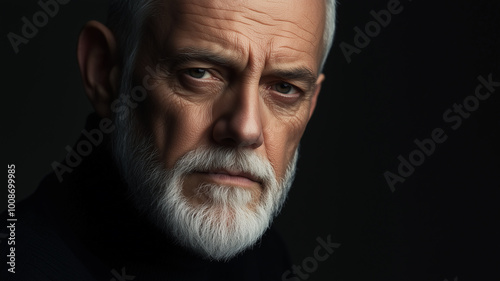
xmin=272 ymin=82 xmax=297 ymax=95
xmin=185 ymin=68 xmax=213 ymax=79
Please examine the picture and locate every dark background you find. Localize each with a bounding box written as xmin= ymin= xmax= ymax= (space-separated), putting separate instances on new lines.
xmin=2 ymin=0 xmax=499 ymax=280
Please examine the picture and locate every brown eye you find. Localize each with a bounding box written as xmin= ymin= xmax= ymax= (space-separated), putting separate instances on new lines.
xmin=273 ymin=82 xmax=296 ymax=94
xmin=186 ymin=68 xmax=211 ymax=79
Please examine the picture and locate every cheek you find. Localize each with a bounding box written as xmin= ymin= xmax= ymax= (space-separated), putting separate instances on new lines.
xmin=139 ymin=88 xmax=213 ymax=169
xmin=264 ymin=109 xmax=309 ymax=181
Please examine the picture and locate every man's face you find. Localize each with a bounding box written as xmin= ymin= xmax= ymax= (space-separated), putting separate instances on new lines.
xmin=134 ymin=0 xmax=325 ymax=204
xmin=114 ymin=0 xmax=326 ymax=260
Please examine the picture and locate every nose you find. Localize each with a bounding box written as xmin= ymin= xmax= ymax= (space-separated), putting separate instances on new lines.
xmin=212 ymin=84 xmax=264 ymax=148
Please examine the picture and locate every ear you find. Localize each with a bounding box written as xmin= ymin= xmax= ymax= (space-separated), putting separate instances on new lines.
xmin=77 ymin=20 xmax=120 ymax=118
xmin=308 ymin=73 xmax=324 ymax=120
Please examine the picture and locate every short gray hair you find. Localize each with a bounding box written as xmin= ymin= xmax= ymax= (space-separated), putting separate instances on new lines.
xmin=322 ymin=0 xmax=337 ymax=70
xmin=107 ymin=0 xmax=336 ymax=93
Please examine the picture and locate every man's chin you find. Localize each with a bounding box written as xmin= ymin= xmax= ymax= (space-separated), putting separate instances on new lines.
xmin=159 ymin=185 xmax=269 ymax=260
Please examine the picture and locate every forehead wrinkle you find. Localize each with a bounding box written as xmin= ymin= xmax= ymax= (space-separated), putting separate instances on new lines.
xmin=155 ymin=1 xmax=257 ymax=58
xmin=183 ymin=2 xmax=244 ymax=17
xmin=237 ymin=7 xmax=318 ymax=48
xmin=274 ymin=29 xmax=316 ymax=48
xmin=242 ymin=5 xmax=319 ymax=42
xmin=237 ymin=23 xmax=315 ymax=50
xmin=182 ymin=1 xmax=318 ymax=48
xmin=176 ymin=17 xmax=260 ymax=49
xmin=174 ymin=7 xmax=266 ymax=46
xmin=275 ymin=45 xmax=315 ymax=62
xmin=157 ymin=0 xmax=322 ymax=76
xmin=161 ymin=47 xmax=241 ymax=69
xmin=267 ymin=17 xmax=318 ymax=41
xmin=180 ymin=8 xmax=244 ymax=24
xmin=240 ymin=14 xmax=277 ymax=27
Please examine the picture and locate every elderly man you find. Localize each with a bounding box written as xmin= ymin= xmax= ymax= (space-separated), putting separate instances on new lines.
xmin=1 ymin=0 xmax=336 ymax=280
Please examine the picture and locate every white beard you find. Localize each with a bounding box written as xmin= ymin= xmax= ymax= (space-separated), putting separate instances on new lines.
xmin=111 ymin=111 xmax=298 ymax=261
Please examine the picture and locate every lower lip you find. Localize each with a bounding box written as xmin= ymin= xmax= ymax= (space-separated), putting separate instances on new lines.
xmin=196 ymin=172 xmax=260 ymax=189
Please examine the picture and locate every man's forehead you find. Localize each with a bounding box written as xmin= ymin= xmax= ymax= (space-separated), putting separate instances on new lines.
xmin=148 ymin=0 xmax=326 ymax=72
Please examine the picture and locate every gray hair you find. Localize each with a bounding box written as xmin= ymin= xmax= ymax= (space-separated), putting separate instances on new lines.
xmin=322 ymin=0 xmax=337 ymax=70
xmin=107 ymin=0 xmax=336 ymax=94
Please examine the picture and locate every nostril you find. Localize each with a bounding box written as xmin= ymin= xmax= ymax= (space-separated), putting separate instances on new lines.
xmin=212 ymin=113 xmax=263 ymax=148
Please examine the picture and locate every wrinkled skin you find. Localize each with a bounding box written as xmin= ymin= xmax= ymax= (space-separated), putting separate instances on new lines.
xmin=132 ymin=0 xmax=326 ymax=204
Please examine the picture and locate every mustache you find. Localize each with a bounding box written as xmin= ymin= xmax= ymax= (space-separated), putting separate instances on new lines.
xmin=172 ymin=146 xmax=277 ymax=187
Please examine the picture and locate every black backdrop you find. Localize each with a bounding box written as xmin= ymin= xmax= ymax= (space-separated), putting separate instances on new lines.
xmin=2 ymin=0 xmax=499 ymax=280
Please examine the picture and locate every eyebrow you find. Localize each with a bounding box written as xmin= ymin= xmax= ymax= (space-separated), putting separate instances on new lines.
xmin=270 ymin=67 xmax=318 ymax=92
xmin=160 ymin=48 xmax=239 ymax=70
xmin=160 ymin=48 xmax=318 ymax=91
